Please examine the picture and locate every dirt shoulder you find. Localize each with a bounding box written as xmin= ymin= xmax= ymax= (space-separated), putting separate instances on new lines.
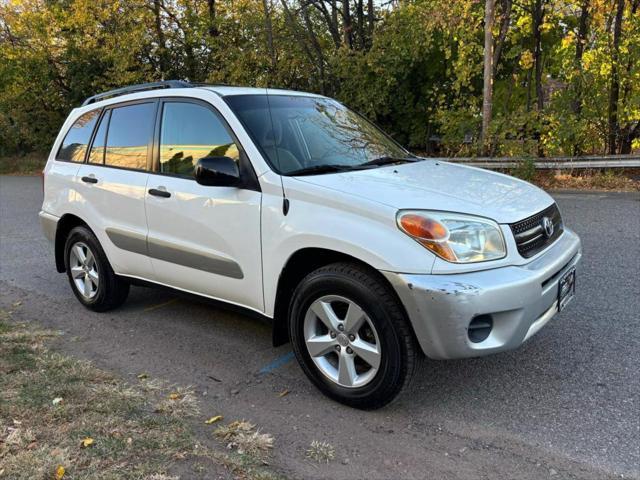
xmin=0 ymin=282 xmax=623 ymax=480
xmin=0 ymin=304 xmax=284 ymax=480
xmin=532 ymin=169 xmax=639 ymax=192
xmin=0 ymin=155 xmax=46 ymax=176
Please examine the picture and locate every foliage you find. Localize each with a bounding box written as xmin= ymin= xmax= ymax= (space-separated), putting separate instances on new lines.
xmin=0 ymin=0 xmax=638 ymax=157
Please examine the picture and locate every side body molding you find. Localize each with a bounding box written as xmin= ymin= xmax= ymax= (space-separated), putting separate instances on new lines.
xmin=105 ymin=228 xmax=244 ymax=280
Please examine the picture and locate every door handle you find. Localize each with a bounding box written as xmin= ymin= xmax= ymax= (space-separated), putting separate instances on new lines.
xmin=81 ymin=176 xmax=98 ymax=184
xmin=148 ymin=188 xmax=171 ymax=198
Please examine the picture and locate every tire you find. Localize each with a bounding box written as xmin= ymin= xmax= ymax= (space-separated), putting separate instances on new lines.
xmin=289 ymin=262 xmax=418 ymax=409
xmin=64 ymin=225 xmax=129 ymax=312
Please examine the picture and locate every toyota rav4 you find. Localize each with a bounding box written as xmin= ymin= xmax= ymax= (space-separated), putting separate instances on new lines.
xmin=40 ymin=81 xmax=582 ymax=409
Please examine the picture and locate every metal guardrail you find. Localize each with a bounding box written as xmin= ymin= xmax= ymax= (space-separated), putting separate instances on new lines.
xmin=446 ymin=155 xmax=640 ymax=170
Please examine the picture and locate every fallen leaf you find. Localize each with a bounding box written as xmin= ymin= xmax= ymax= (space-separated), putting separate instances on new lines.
xmin=204 ymin=415 xmax=223 ymax=425
xmin=126 ymin=437 xmax=132 ymax=445
xmin=52 ymin=397 xmax=63 ymax=406
xmin=81 ymin=437 xmax=94 ymax=448
xmin=168 ymin=392 xmax=181 ymax=400
xmin=12 ymin=301 xmax=22 ymax=307
xmin=27 ymin=441 xmax=37 ymax=450
xmin=278 ymin=389 xmax=290 ymax=398
xmin=54 ymin=465 xmax=65 ymax=479
xmin=137 ymin=373 xmax=148 ymax=380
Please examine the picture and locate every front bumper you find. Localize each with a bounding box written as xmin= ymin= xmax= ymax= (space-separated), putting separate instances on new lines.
xmin=383 ymin=228 xmax=582 ymax=359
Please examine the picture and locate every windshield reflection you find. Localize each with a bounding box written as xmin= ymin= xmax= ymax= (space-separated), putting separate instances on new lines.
xmin=224 ymin=95 xmax=411 ymax=175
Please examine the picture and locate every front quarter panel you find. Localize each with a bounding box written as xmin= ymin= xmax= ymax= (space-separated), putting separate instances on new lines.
xmin=261 ymin=173 xmax=436 ymax=317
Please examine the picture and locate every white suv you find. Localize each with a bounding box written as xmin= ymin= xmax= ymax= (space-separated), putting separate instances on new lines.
xmin=40 ymin=81 xmax=582 ymax=409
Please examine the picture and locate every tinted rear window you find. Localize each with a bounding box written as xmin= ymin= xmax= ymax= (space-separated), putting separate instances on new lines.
xmin=57 ymin=110 xmax=100 ymax=162
xmin=104 ymin=103 xmax=155 ymax=170
xmin=88 ymin=110 xmax=110 ymax=164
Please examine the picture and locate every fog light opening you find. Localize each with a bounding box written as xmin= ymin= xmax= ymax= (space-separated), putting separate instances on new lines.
xmin=468 ymin=315 xmax=493 ymax=343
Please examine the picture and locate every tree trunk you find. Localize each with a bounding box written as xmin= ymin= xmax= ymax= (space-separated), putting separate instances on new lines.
xmin=356 ymin=0 xmax=364 ymax=49
xmin=532 ymin=0 xmax=545 ymax=156
xmin=311 ymin=0 xmax=342 ymax=49
xmin=492 ymin=0 xmax=512 ymax=76
xmin=618 ymin=0 xmax=639 ymax=153
xmin=343 ymin=0 xmax=352 ymax=48
xmin=367 ymin=0 xmax=374 ymax=46
xmin=207 ymin=0 xmax=219 ymax=37
xmin=280 ymin=0 xmax=320 ymax=88
xmin=533 ymin=0 xmax=544 ymax=113
xmin=572 ymin=0 xmax=589 ymax=116
xmin=152 ymin=0 xmax=169 ymax=76
xmin=619 ymin=122 xmax=639 ymax=154
xmin=607 ymin=0 xmax=624 ymax=154
xmin=301 ymin=2 xmax=327 ymax=92
xmin=332 ymin=0 xmax=339 ymax=38
xmin=262 ymin=0 xmax=276 ymax=71
xmin=480 ymin=0 xmax=495 ymax=153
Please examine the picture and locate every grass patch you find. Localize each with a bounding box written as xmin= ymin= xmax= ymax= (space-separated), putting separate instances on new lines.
xmin=214 ymin=420 xmax=274 ymax=461
xmin=533 ymin=169 xmax=640 ymax=191
xmin=0 ymin=154 xmax=46 ymax=175
xmin=305 ymin=440 xmax=335 ymax=463
xmin=0 ymin=312 xmax=283 ymax=479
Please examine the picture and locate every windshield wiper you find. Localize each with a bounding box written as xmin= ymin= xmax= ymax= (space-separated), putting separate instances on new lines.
xmin=358 ymin=156 xmax=420 ymax=167
xmin=286 ymin=164 xmax=358 ymax=176
xmin=286 ymin=156 xmax=421 ymax=176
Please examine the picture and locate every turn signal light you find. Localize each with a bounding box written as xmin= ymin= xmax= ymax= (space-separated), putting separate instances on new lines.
xmin=398 ymin=214 xmax=457 ymax=261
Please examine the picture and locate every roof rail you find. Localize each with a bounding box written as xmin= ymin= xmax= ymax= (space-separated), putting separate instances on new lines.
xmin=81 ymin=80 xmax=193 ymax=107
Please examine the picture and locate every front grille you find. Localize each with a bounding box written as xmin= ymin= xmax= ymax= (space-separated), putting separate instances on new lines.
xmin=510 ymin=203 xmax=563 ymax=258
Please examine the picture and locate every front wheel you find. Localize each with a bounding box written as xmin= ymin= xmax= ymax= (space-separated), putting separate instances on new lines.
xmin=289 ymin=263 xmax=419 ymax=409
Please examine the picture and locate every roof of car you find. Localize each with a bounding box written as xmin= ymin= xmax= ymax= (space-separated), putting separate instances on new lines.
xmin=201 ymin=86 xmax=324 ymax=98
xmin=80 ymin=81 xmax=324 ymax=108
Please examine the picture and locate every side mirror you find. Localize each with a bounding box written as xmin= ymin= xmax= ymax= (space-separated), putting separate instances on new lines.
xmin=194 ymin=157 xmax=240 ymax=187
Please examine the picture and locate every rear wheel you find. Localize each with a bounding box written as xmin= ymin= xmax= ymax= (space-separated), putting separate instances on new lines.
xmin=289 ymin=262 xmax=418 ymax=409
xmin=64 ymin=226 xmax=129 ymax=311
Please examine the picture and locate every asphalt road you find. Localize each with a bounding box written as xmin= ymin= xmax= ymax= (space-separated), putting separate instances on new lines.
xmin=1 ymin=175 xmax=638 ymax=479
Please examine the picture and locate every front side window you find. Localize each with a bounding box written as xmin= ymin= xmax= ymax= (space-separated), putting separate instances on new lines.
xmin=224 ymin=95 xmax=410 ymax=175
xmin=159 ymin=102 xmax=239 ymax=177
xmin=104 ymin=103 xmax=155 ymax=170
xmin=57 ymin=110 xmax=100 ymax=162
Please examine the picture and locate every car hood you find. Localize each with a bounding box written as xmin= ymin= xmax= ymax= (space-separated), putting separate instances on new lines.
xmin=294 ymin=160 xmax=554 ymax=224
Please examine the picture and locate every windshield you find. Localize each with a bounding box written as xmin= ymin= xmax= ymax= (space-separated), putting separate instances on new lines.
xmin=224 ymin=94 xmax=411 ymax=175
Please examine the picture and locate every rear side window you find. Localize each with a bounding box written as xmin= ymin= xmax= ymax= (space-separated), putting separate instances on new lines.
xmin=104 ymin=103 xmax=155 ymax=170
xmin=57 ymin=110 xmax=100 ymax=162
xmin=88 ymin=110 xmax=110 ymax=164
xmin=159 ymin=102 xmax=239 ymax=177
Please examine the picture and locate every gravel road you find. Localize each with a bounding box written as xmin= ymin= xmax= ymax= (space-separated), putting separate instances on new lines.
xmin=1 ymin=175 xmax=638 ymax=479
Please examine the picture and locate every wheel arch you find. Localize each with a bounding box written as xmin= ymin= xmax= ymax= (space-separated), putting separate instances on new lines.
xmin=54 ymin=214 xmax=93 ymax=273
xmin=271 ymin=247 xmax=410 ymax=347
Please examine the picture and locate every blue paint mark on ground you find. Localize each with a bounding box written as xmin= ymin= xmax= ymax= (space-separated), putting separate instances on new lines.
xmin=259 ymin=351 xmax=295 ymax=374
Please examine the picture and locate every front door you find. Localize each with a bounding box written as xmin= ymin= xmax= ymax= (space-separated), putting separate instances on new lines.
xmin=144 ymin=99 xmax=263 ymax=312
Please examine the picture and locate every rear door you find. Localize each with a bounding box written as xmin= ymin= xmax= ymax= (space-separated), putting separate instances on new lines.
xmin=43 ymin=109 xmax=101 ymax=218
xmin=76 ymin=100 xmax=157 ymax=278
xmin=144 ymin=99 xmax=263 ymax=312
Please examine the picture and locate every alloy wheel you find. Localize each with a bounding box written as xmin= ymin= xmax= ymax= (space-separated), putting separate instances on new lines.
xmin=69 ymin=241 xmax=99 ymax=299
xmin=303 ymin=295 xmax=381 ymax=388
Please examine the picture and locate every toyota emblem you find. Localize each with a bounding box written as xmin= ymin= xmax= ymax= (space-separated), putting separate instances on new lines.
xmin=542 ymin=217 xmax=554 ymax=238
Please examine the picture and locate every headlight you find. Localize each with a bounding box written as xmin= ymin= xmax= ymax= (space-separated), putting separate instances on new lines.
xmin=397 ymin=210 xmax=506 ymax=263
